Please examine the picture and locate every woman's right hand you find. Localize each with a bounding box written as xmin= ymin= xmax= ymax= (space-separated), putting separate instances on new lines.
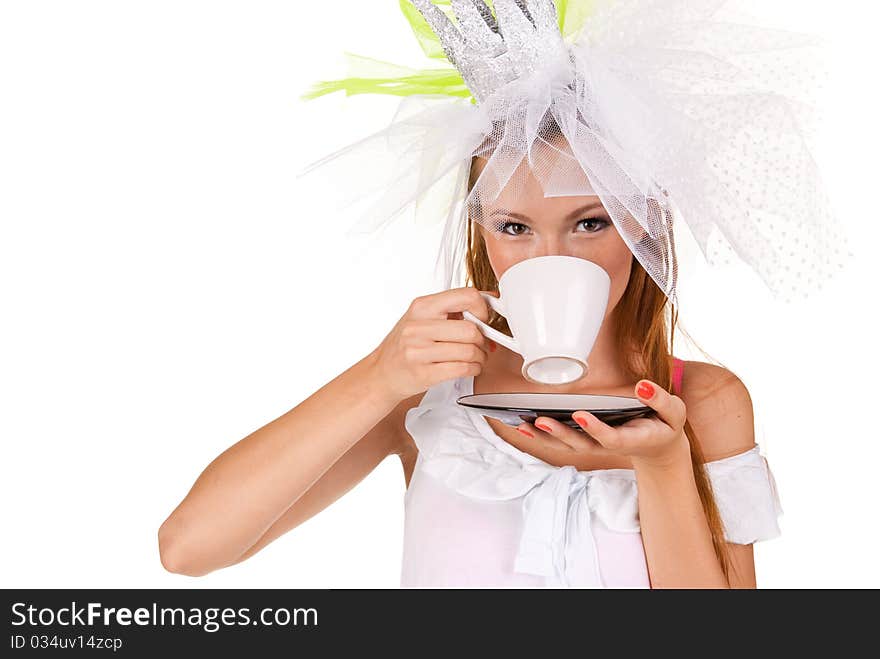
xmin=368 ymin=287 xmax=495 ymax=402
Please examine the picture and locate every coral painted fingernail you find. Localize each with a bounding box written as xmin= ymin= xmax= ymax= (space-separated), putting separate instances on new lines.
xmin=535 ymin=422 xmax=552 ymax=433
xmin=516 ymin=426 xmax=534 ymax=438
xmin=488 ymin=339 xmax=497 ymax=352
xmin=637 ymin=381 xmax=655 ymax=399
xmin=572 ymin=412 xmax=588 ymax=427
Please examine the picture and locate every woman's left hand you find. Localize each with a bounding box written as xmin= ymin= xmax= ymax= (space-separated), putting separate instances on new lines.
xmin=514 ymin=379 xmax=691 ymax=471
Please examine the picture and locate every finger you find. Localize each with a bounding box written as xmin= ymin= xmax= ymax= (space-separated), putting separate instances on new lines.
xmin=462 ymin=288 xmax=493 ymax=323
xmin=512 ymin=421 xmax=574 ymax=454
xmin=532 ymin=416 xmax=598 ymax=452
xmin=405 ymin=319 xmax=490 ymax=351
xmin=527 ymin=0 xmax=558 ymax=34
xmin=430 ymin=360 xmax=483 ymax=382
xmin=496 ymin=0 xmax=536 ymax=35
xmin=571 ymin=410 xmax=628 ymax=452
xmin=634 ymin=379 xmax=687 ymax=431
xmin=415 ymin=341 xmax=488 ymax=365
xmin=467 ymin=0 xmax=499 ymax=34
xmin=450 ymin=0 xmax=502 ymax=48
xmin=410 ymin=288 xmax=490 ymax=323
xmin=410 ymin=0 xmax=466 ymax=61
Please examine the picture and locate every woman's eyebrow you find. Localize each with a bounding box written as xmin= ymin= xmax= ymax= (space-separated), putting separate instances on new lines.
xmin=488 ymin=201 xmax=604 ymax=221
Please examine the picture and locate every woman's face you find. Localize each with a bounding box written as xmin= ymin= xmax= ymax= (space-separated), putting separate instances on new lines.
xmin=473 ymin=150 xmax=634 ymax=316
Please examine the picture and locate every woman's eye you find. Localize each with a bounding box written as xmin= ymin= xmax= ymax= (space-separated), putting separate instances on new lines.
xmin=577 ymin=217 xmax=610 ymax=233
xmin=495 ymin=217 xmax=609 ymax=236
xmin=498 ymin=221 xmax=529 ymax=236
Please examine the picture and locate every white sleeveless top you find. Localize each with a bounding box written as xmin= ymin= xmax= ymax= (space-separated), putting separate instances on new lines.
xmin=400 ymin=375 xmax=784 ymax=588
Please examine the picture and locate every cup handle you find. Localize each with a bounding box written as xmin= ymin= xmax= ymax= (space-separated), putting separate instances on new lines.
xmin=462 ymin=292 xmax=521 ymax=356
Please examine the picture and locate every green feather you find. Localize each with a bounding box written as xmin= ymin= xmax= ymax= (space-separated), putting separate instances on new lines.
xmin=301 ymin=0 xmax=600 ymax=104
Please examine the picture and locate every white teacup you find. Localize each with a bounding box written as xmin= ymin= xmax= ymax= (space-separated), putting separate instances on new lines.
xmin=462 ymin=255 xmax=611 ymax=385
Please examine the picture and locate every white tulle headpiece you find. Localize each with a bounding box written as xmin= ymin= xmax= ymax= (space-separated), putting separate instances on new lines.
xmin=297 ymin=0 xmax=848 ymax=303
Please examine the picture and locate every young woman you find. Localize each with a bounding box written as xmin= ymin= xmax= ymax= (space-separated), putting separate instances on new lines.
xmin=158 ymin=130 xmax=783 ymax=588
xmin=158 ymin=0 xmax=831 ymax=589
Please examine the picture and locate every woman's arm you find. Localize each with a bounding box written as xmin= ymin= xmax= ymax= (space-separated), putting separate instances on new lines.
xmin=158 ymin=287 xmax=492 ymax=577
xmin=157 ymin=350 xmax=407 ymax=577
xmin=635 ymin=363 xmax=758 ymax=589
xmin=227 ymin=397 xmax=419 ymax=567
xmin=634 ymin=458 xmax=729 ymax=587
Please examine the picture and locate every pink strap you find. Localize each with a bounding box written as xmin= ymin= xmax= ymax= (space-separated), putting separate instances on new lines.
xmin=672 ymin=358 xmax=684 ymax=395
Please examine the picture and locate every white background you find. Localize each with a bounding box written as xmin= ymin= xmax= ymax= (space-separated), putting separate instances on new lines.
xmin=1 ymin=1 xmax=877 ymax=588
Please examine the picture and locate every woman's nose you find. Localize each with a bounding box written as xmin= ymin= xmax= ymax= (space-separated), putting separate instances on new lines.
xmin=532 ymin=237 xmax=574 ymax=258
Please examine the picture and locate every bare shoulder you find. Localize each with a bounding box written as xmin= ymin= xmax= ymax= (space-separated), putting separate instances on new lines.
xmin=678 ymin=360 xmax=756 ymax=462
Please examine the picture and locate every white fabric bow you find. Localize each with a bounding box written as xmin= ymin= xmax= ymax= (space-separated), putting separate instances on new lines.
xmin=514 ymin=465 xmax=603 ymax=586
